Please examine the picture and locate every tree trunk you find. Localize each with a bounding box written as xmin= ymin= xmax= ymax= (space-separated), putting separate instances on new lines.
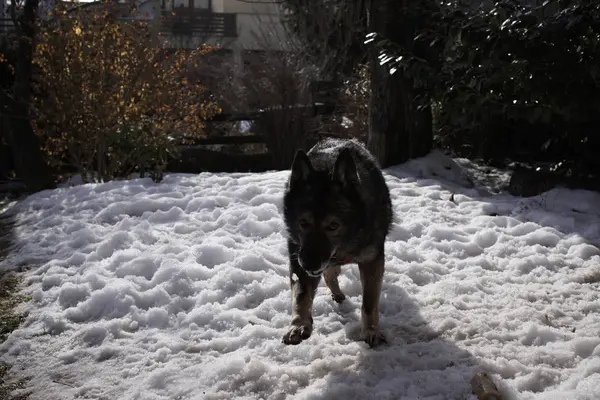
xmin=4 ymin=0 xmax=55 ymax=192
xmin=367 ymin=0 xmax=433 ymax=168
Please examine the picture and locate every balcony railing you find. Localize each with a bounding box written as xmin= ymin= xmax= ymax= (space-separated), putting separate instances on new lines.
xmin=160 ymin=9 xmax=237 ymax=37
xmin=1 ymin=9 xmax=238 ymax=38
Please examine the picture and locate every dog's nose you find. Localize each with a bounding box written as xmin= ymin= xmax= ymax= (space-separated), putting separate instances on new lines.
xmin=305 ymin=262 xmax=330 ymax=277
xmin=297 ymin=257 xmax=317 ymax=271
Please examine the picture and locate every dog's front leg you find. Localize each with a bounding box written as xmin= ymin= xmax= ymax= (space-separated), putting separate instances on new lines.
xmin=282 ymin=259 xmax=320 ymax=345
xmin=358 ymin=253 xmax=387 ymax=347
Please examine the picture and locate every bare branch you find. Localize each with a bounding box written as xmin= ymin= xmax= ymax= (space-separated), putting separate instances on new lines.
xmin=9 ymin=0 xmax=20 ymax=33
xmin=280 ymin=0 xmax=369 ymax=78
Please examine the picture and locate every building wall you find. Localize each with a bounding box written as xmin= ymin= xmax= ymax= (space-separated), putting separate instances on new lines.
xmin=212 ymin=0 xmax=224 ymax=12
xmin=161 ymin=0 xmax=211 ymax=11
xmin=138 ymin=0 xmax=157 ymax=17
xmin=232 ymin=12 xmax=287 ymax=51
xmin=0 ymin=0 xmax=287 ymax=52
xmin=222 ymin=0 xmax=279 ymax=14
xmin=148 ymin=0 xmax=287 ymax=52
xmin=156 ymin=0 xmax=278 ymax=13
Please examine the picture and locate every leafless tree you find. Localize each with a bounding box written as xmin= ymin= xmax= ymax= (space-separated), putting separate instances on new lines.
xmin=282 ymin=0 xmax=437 ymax=167
xmin=195 ymin=12 xmax=324 ymax=169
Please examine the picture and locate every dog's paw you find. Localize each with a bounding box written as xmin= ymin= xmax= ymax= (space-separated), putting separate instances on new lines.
xmin=282 ymin=323 xmax=313 ymax=345
xmin=331 ymin=292 xmax=346 ymax=303
xmin=362 ymin=329 xmax=387 ymax=348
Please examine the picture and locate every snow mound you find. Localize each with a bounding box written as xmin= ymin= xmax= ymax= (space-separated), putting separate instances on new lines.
xmin=0 ymin=153 xmax=599 ymax=400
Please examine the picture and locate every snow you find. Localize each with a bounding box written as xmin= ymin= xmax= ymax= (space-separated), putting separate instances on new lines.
xmin=1 ymin=151 xmax=600 ymax=400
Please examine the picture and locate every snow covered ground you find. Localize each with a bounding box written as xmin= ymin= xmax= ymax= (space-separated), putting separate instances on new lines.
xmin=1 ymin=152 xmax=600 ymax=400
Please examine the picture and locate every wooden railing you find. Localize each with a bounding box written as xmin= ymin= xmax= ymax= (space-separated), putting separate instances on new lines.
xmin=160 ymin=9 xmax=237 ymax=37
xmin=168 ymin=102 xmax=337 ymax=173
xmin=0 ymin=18 xmax=15 ymax=34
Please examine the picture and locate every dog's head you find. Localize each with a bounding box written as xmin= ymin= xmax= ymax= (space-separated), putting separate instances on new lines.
xmin=283 ymin=148 xmax=364 ymax=277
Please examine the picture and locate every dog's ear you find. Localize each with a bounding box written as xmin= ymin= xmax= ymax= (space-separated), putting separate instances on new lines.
xmin=289 ymin=149 xmax=313 ymax=188
xmin=333 ymin=148 xmax=359 ymax=186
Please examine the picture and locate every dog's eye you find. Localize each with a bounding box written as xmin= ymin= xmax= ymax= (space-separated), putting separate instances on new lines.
xmin=327 ymin=221 xmax=340 ymax=231
xmin=299 ymin=219 xmax=310 ymax=229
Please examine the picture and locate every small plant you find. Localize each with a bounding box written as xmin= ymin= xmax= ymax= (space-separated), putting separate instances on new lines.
xmin=0 ymin=271 xmax=30 ymax=399
xmin=0 ymin=270 xmax=28 ymax=341
xmin=29 ymin=0 xmax=220 ymax=182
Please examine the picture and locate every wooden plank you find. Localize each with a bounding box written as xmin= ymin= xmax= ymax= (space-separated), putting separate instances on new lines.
xmin=176 ymin=135 xmax=264 ymax=145
xmin=172 ymin=101 xmax=338 ymax=145
xmin=167 ymin=147 xmax=274 ymax=173
xmin=202 ymin=102 xmax=336 ymax=123
xmin=0 ymin=18 xmax=15 ymax=31
xmin=0 ymin=181 xmax=26 ymax=194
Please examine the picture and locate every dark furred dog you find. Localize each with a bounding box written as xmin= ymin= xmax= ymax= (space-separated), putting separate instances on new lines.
xmin=282 ymin=138 xmax=393 ymax=347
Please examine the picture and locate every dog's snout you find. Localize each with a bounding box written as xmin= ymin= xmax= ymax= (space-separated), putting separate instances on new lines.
xmin=298 ymin=236 xmax=331 ymax=271
xmin=298 ymin=247 xmax=332 ymax=276
xmin=304 ymin=262 xmax=330 ymax=278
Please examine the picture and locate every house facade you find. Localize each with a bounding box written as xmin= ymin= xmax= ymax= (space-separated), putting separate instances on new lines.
xmin=151 ymin=0 xmax=286 ymax=51
xmin=1 ymin=0 xmax=288 ymax=53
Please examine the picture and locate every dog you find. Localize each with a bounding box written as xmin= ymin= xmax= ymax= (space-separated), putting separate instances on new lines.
xmin=282 ymin=138 xmax=393 ymax=347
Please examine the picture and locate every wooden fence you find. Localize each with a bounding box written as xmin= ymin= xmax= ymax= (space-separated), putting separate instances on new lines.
xmin=0 ymin=101 xmax=338 ymax=185
xmin=0 ymin=18 xmax=15 ymax=34
xmin=166 ymin=102 xmax=337 ymax=173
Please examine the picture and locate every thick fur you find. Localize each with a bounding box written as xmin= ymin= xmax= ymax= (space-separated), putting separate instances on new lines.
xmin=282 ymin=138 xmax=393 ymax=347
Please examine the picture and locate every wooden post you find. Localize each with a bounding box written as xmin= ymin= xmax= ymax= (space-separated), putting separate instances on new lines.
xmin=366 ymin=0 xmax=434 ymax=168
xmin=150 ymin=0 xmax=162 ymax=47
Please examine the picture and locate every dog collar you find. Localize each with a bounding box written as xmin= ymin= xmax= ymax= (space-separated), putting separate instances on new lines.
xmin=337 ymin=255 xmax=354 ymax=264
